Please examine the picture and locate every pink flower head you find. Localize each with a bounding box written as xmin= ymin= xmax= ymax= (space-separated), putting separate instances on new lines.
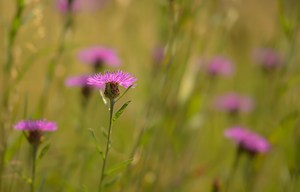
xmin=253 ymin=48 xmax=283 ymax=71
xmin=56 ymin=0 xmax=105 ymax=13
xmin=225 ymin=127 xmax=270 ymax=154
xmin=214 ymin=93 xmax=254 ymax=114
xmin=206 ymin=56 xmax=234 ymax=77
xmin=14 ymin=119 xmax=57 ymax=145
xmin=65 ymin=75 xmax=90 ymax=87
xmin=78 ymin=46 xmax=121 ymax=67
xmin=88 ymin=70 xmax=137 ymax=99
xmin=56 ymin=0 xmax=80 ymax=13
xmin=14 ymin=119 xmax=57 ymax=132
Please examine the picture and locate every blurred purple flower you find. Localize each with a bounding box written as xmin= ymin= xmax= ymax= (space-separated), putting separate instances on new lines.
xmin=65 ymin=75 xmax=90 ymax=87
xmin=14 ymin=119 xmax=57 ymax=145
xmin=56 ymin=0 xmax=80 ymax=13
xmin=206 ymin=56 xmax=234 ymax=77
xmin=214 ymin=93 xmax=254 ymax=114
xmin=56 ymin=0 xmax=105 ymax=13
xmin=225 ymin=127 xmax=270 ymax=154
xmin=14 ymin=119 xmax=57 ymax=132
xmin=88 ymin=70 xmax=137 ymax=99
xmin=78 ymin=46 xmax=121 ymax=68
xmin=153 ymin=47 xmax=165 ymax=65
xmin=253 ymin=48 xmax=283 ymax=71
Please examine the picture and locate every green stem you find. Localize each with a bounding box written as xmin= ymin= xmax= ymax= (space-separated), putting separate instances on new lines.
xmin=224 ymin=147 xmax=241 ymax=192
xmin=30 ymin=144 xmax=38 ymax=192
xmin=98 ymin=99 xmax=115 ymax=192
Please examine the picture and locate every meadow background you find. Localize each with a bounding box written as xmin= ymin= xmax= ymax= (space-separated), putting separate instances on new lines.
xmin=1 ymin=0 xmax=300 ymax=191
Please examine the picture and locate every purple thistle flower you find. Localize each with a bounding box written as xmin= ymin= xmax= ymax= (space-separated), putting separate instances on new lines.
xmin=88 ymin=70 xmax=137 ymax=99
xmin=206 ymin=56 xmax=234 ymax=77
xmin=214 ymin=93 xmax=254 ymax=114
xmin=78 ymin=46 xmax=121 ymax=69
xmin=56 ymin=0 xmax=80 ymax=13
xmin=56 ymin=0 xmax=105 ymax=13
xmin=65 ymin=75 xmax=95 ymax=101
xmin=65 ymin=75 xmax=90 ymax=87
xmin=253 ymin=48 xmax=283 ymax=71
xmin=14 ymin=119 xmax=57 ymax=145
xmin=14 ymin=119 xmax=57 ymax=132
xmin=225 ymin=127 xmax=270 ymax=154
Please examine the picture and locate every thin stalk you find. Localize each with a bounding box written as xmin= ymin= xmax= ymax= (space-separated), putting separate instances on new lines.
xmin=98 ymin=99 xmax=115 ymax=192
xmin=30 ymin=144 xmax=38 ymax=192
xmin=224 ymin=147 xmax=241 ymax=192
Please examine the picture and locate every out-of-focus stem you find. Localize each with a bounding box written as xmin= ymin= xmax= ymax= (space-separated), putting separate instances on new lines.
xmin=98 ymin=99 xmax=115 ymax=192
xmin=36 ymin=5 xmax=74 ymax=116
xmin=0 ymin=0 xmax=25 ymax=189
xmin=30 ymin=144 xmax=38 ymax=192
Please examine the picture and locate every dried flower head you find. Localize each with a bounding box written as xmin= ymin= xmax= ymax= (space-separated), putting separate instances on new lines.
xmin=214 ymin=93 xmax=254 ymax=114
xmin=88 ymin=70 xmax=136 ymax=99
xmin=206 ymin=56 xmax=234 ymax=77
xmin=14 ymin=119 xmax=57 ymax=145
xmin=225 ymin=127 xmax=270 ymax=154
xmin=78 ymin=46 xmax=121 ymax=69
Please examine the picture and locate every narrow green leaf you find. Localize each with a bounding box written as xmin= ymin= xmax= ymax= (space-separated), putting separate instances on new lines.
xmin=103 ymin=174 xmax=121 ymax=188
xmin=112 ymin=101 xmax=131 ymax=123
xmin=105 ymin=158 xmax=133 ymax=176
xmin=101 ymin=127 xmax=108 ymax=139
xmin=88 ymin=128 xmax=104 ymax=159
xmin=39 ymin=143 xmax=51 ymax=160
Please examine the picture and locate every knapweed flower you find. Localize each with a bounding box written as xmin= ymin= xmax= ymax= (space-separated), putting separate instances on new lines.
xmin=65 ymin=75 xmax=93 ymax=99
xmin=56 ymin=0 xmax=80 ymax=13
xmin=56 ymin=0 xmax=105 ymax=13
xmin=206 ymin=56 xmax=234 ymax=77
xmin=78 ymin=46 xmax=121 ymax=70
xmin=88 ymin=70 xmax=137 ymax=99
xmin=253 ymin=48 xmax=283 ymax=72
xmin=14 ymin=119 xmax=57 ymax=145
xmin=65 ymin=75 xmax=90 ymax=87
xmin=225 ymin=127 xmax=270 ymax=154
xmin=214 ymin=93 xmax=254 ymax=114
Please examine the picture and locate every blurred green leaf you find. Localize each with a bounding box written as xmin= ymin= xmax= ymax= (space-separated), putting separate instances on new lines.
xmin=103 ymin=174 xmax=121 ymax=188
xmin=112 ymin=101 xmax=131 ymax=123
xmin=101 ymin=127 xmax=108 ymax=139
xmin=88 ymin=128 xmax=104 ymax=159
xmin=38 ymin=143 xmax=51 ymax=160
xmin=105 ymin=158 xmax=133 ymax=176
xmin=269 ymin=111 xmax=299 ymax=143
